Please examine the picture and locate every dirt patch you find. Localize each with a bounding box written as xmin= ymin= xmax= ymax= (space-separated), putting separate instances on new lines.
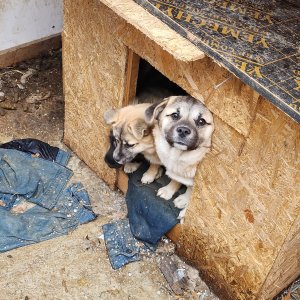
xmin=0 ymin=49 xmax=64 ymax=142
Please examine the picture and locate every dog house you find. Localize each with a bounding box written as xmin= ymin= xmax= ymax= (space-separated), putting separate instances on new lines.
xmin=62 ymin=0 xmax=300 ymax=299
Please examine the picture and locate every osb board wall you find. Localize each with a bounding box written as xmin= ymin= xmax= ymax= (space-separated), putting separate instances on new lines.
xmin=63 ymin=0 xmax=300 ymax=299
xmin=259 ymin=212 xmax=300 ymax=299
xmin=63 ymin=0 xmax=130 ymax=187
xmin=101 ymin=0 xmax=204 ymax=62
xmin=178 ymin=99 xmax=300 ymax=299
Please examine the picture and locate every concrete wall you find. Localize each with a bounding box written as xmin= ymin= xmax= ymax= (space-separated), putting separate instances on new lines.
xmin=0 ymin=0 xmax=63 ymax=53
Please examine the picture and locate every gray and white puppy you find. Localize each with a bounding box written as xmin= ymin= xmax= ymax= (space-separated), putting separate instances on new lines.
xmin=145 ymin=95 xmax=214 ymax=219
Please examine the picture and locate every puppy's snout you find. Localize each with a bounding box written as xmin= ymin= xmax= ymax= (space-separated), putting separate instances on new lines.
xmin=177 ymin=126 xmax=191 ymax=137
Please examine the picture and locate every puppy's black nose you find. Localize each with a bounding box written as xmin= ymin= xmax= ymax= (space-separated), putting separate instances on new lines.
xmin=177 ymin=126 xmax=191 ymax=137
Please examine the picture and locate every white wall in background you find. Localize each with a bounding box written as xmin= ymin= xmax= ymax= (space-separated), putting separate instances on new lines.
xmin=0 ymin=0 xmax=63 ymax=52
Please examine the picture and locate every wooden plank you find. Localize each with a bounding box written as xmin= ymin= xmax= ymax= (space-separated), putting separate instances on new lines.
xmin=101 ymin=0 xmax=205 ymax=62
xmin=0 ymin=35 xmax=61 ymax=68
xmin=116 ymin=170 xmax=129 ymax=193
xmin=123 ymin=49 xmax=140 ymax=106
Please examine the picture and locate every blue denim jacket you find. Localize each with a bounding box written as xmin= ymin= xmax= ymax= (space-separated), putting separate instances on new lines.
xmin=0 ymin=147 xmax=96 ymax=252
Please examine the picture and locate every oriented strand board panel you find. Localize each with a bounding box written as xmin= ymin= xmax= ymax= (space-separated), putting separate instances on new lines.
xmin=179 ymin=99 xmax=300 ymax=299
xmin=101 ymin=0 xmax=204 ymax=62
xmin=259 ymin=213 xmax=300 ymax=299
xmin=63 ymin=0 xmax=129 ymax=187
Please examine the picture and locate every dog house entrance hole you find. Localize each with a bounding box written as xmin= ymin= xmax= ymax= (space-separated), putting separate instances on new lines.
xmin=123 ymin=51 xmax=186 ymax=106
xmin=117 ymin=50 xmax=186 ymax=193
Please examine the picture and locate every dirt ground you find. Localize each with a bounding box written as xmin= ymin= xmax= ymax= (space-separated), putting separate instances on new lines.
xmin=0 ymin=50 xmax=218 ymax=300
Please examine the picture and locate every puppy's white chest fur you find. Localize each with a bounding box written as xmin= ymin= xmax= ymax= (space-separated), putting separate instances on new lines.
xmin=153 ymin=126 xmax=209 ymax=186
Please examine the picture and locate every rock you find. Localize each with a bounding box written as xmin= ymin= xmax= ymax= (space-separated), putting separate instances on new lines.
xmin=25 ymin=91 xmax=51 ymax=104
xmin=0 ymin=102 xmax=17 ymax=110
xmin=20 ymin=68 xmax=36 ymax=84
xmin=158 ymin=254 xmax=218 ymax=298
xmin=0 ymin=107 xmax=6 ymax=116
xmin=23 ymin=103 xmax=35 ymax=113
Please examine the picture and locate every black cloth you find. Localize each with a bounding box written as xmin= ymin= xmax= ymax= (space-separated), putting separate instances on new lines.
xmin=126 ymin=162 xmax=182 ymax=246
xmin=1 ymin=138 xmax=60 ymax=162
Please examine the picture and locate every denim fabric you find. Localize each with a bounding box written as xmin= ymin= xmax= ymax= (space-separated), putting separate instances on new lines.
xmin=102 ymin=219 xmax=150 ymax=269
xmin=0 ymin=147 xmax=96 ymax=253
xmin=126 ymin=162 xmax=182 ymax=246
xmin=0 ymin=148 xmax=72 ymax=209
xmin=0 ymin=138 xmax=70 ymax=165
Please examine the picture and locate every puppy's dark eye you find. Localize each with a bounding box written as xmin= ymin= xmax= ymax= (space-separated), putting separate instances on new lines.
xmin=197 ymin=118 xmax=207 ymax=126
xmin=125 ymin=143 xmax=135 ymax=148
xmin=170 ymin=112 xmax=180 ymax=120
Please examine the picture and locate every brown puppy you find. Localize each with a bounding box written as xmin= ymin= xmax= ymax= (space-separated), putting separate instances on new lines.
xmin=104 ymin=103 xmax=162 ymax=184
xmin=145 ymin=96 xmax=214 ymax=219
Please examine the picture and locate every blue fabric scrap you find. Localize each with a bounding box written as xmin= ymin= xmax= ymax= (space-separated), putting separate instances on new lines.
xmin=0 ymin=144 xmax=97 ymax=253
xmin=102 ymin=219 xmax=151 ymax=270
xmin=0 ymin=138 xmax=70 ymax=166
xmin=126 ymin=162 xmax=183 ymax=246
xmin=0 ymin=148 xmax=72 ymax=209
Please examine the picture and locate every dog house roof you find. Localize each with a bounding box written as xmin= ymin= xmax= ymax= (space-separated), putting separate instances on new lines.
xmin=133 ymin=0 xmax=300 ymax=123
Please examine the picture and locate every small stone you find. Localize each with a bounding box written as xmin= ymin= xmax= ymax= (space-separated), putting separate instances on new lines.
xmin=0 ymin=91 xmax=4 ymax=97
xmin=17 ymin=83 xmax=25 ymax=90
xmin=0 ymin=102 xmax=17 ymax=110
xmin=0 ymin=107 xmax=6 ymax=116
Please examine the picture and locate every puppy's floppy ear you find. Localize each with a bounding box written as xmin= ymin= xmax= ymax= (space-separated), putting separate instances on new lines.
xmin=128 ymin=119 xmax=150 ymax=140
xmin=145 ymin=99 xmax=168 ymax=125
xmin=104 ymin=109 xmax=118 ymax=125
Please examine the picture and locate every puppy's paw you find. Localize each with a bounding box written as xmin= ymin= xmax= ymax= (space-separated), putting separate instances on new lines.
xmin=173 ymin=194 xmax=188 ymax=209
xmin=124 ymin=162 xmax=141 ymax=174
xmin=141 ymin=164 xmax=161 ymax=184
xmin=141 ymin=172 xmax=156 ymax=184
xmin=157 ymin=185 xmax=175 ymax=200
xmin=178 ymin=208 xmax=187 ymax=223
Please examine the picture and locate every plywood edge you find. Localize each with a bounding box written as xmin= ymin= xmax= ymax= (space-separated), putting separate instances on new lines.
xmin=123 ymin=49 xmax=140 ymax=106
xmin=257 ymin=212 xmax=300 ymax=300
xmin=0 ymin=34 xmax=61 ymax=68
xmin=100 ymin=0 xmax=205 ymax=62
xmin=116 ymin=170 xmax=129 ymax=193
